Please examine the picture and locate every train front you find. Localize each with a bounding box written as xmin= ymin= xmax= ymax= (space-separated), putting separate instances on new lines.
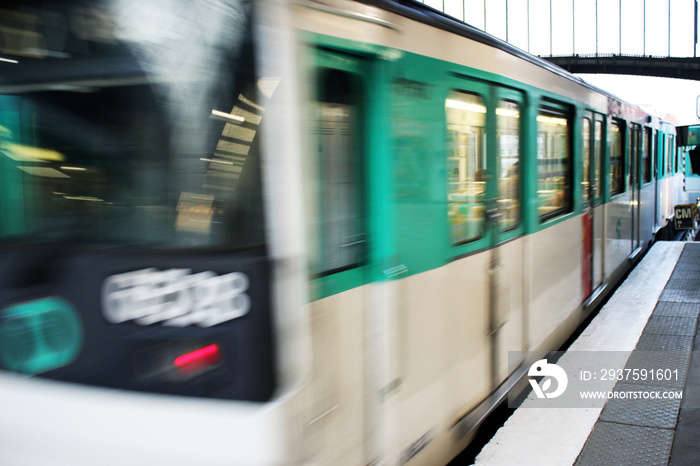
xmin=0 ymin=1 xmax=306 ymax=464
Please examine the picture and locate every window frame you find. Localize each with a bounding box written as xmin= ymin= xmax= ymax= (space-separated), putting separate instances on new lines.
xmin=630 ymin=123 xmax=641 ymax=190
xmin=582 ymin=115 xmax=592 ymax=206
xmin=444 ymin=80 xmax=526 ymax=258
xmin=657 ymin=130 xmax=665 ymax=178
xmin=642 ymin=126 xmax=652 ymax=185
xmin=445 ymin=88 xmax=489 ymax=247
xmin=593 ymin=114 xmax=605 ymax=205
xmin=310 ymin=48 xmax=370 ymax=289
xmin=443 ymin=78 xmax=493 ymax=257
xmin=494 ymin=87 xmax=525 ymax=239
xmin=609 ymin=118 xmax=626 ymax=197
xmin=536 ymin=102 xmax=573 ymax=223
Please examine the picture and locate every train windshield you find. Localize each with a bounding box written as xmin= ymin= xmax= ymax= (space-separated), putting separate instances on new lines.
xmin=0 ymin=0 xmax=268 ymax=250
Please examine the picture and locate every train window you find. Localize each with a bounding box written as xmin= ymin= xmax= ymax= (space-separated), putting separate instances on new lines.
xmin=537 ymin=106 xmax=571 ymax=221
xmin=670 ymin=135 xmax=674 ymax=173
xmin=593 ymin=119 xmax=604 ymax=201
xmin=652 ymin=130 xmax=657 ymax=179
xmin=643 ymin=127 xmax=652 ymax=183
xmin=446 ymin=91 xmax=487 ymax=244
xmin=673 ymin=136 xmax=676 ymax=172
xmin=497 ymin=100 xmax=520 ymax=231
xmin=316 ymin=68 xmax=366 ymax=274
xmin=0 ymin=14 xmax=268 ymax=249
xmin=631 ymin=124 xmax=640 ymax=187
xmin=610 ymin=120 xmax=625 ymax=195
xmin=582 ymin=117 xmax=591 ymax=204
xmin=671 ymin=139 xmax=678 ymax=174
xmin=672 ymin=137 xmax=677 ymax=173
xmin=673 ymin=136 xmax=679 ymax=173
xmin=656 ymin=132 xmax=666 ymax=178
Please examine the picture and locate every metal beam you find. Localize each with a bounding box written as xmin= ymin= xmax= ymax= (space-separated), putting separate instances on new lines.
xmin=541 ymin=55 xmax=700 ymax=81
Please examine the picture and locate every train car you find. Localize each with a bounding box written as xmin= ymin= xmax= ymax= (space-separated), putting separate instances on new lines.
xmin=0 ymin=0 xmax=682 ymax=465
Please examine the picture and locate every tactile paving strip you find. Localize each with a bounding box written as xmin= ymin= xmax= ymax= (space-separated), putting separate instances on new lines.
xmin=575 ymin=421 xmax=674 ymax=466
xmin=635 ymin=333 xmax=695 ymax=352
xmin=663 ymin=279 xmax=700 ymax=292
xmin=659 ymin=289 xmax=700 ymax=304
xmin=599 ymin=382 xmax=684 ymax=429
xmin=624 ymin=351 xmax=690 ymax=389
xmin=652 ymin=302 xmax=700 ymax=319
xmin=678 ymin=243 xmax=700 ymax=259
xmin=643 ymin=316 xmax=699 ymax=337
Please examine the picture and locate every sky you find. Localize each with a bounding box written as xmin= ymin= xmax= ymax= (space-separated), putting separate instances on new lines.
xmin=419 ymin=0 xmax=700 ymax=124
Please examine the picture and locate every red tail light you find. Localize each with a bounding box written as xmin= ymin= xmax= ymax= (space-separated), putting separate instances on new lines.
xmin=174 ymin=344 xmax=221 ymax=376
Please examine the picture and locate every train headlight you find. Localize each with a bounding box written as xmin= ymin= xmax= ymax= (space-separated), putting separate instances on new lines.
xmin=0 ymin=297 xmax=83 ymax=375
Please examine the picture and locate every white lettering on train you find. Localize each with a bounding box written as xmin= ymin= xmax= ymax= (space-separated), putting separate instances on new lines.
xmin=101 ymin=268 xmax=250 ymax=327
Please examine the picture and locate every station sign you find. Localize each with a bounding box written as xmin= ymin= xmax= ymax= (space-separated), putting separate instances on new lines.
xmin=674 ymin=203 xmax=699 ymax=230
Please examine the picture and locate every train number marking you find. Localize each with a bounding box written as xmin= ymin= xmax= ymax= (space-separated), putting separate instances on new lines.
xmin=101 ymin=268 xmax=250 ymax=327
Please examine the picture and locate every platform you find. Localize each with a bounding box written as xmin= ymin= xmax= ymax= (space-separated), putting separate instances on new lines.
xmin=474 ymin=241 xmax=700 ymax=466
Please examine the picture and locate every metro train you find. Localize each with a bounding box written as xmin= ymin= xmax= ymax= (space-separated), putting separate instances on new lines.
xmin=0 ymin=0 xmax=687 ymax=465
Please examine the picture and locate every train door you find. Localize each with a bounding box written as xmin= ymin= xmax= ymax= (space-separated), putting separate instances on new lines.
xmin=641 ymin=127 xmax=653 ymax=245
xmin=630 ymin=124 xmax=641 ymax=255
xmin=654 ymin=129 xmax=660 ymax=229
xmin=492 ymin=88 xmax=526 ymax=384
xmin=658 ymin=131 xmax=668 ymax=228
xmin=582 ymin=115 xmax=593 ymax=299
xmin=592 ymin=117 xmax=605 ymax=289
xmin=582 ymin=113 xmax=604 ymax=304
xmin=309 ymin=48 xmax=378 ymax=465
xmin=446 ymin=79 xmax=526 ymax=388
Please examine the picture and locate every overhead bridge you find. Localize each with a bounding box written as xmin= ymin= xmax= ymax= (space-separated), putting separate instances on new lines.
xmin=541 ymin=55 xmax=700 ymax=81
xmin=412 ymin=0 xmax=700 ymax=81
